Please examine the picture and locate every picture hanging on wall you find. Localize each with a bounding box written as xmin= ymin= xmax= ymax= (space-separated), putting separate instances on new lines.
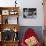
xmin=23 ymin=8 xmax=37 ymax=18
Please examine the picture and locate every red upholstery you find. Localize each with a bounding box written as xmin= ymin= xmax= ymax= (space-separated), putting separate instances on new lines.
xmin=21 ymin=28 xmax=41 ymax=46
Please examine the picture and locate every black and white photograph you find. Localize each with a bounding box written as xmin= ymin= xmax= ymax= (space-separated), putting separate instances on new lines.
xmin=23 ymin=8 xmax=37 ymax=18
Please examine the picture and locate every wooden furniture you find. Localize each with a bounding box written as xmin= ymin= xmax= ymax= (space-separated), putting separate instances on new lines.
xmin=0 ymin=7 xmax=19 ymax=46
xmin=0 ymin=7 xmax=19 ymax=24
xmin=2 ymin=40 xmax=19 ymax=46
xmin=0 ymin=24 xmax=19 ymax=32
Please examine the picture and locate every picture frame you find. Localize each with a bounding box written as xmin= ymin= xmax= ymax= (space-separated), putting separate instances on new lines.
xmin=9 ymin=10 xmax=18 ymax=15
xmin=23 ymin=8 xmax=37 ymax=18
xmin=2 ymin=10 xmax=9 ymax=15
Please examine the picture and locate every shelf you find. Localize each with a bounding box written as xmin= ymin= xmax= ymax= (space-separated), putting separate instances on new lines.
xmin=0 ymin=7 xmax=19 ymax=46
xmin=2 ymin=40 xmax=19 ymax=46
xmin=0 ymin=24 xmax=19 ymax=32
xmin=2 ymin=40 xmax=19 ymax=43
xmin=0 ymin=7 xmax=19 ymax=10
xmin=0 ymin=7 xmax=19 ymax=24
xmin=0 ymin=7 xmax=19 ymax=16
xmin=1 ymin=15 xmax=18 ymax=24
xmin=1 ymin=14 xmax=19 ymax=16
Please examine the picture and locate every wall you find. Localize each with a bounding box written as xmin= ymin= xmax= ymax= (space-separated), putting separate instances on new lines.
xmin=0 ymin=0 xmax=15 ymax=7
xmin=0 ymin=0 xmax=44 ymax=26
xmin=17 ymin=0 xmax=44 ymax=26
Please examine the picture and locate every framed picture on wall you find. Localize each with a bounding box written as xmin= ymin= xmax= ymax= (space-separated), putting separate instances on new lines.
xmin=23 ymin=8 xmax=37 ymax=18
xmin=2 ymin=10 xmax=9 ymax=15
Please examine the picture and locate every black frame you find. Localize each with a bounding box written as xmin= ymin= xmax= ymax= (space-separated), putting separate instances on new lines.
xmin=23 ymin=8 xmax=37 ymax=18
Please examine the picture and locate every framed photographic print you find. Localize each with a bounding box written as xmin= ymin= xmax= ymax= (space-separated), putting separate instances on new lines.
xmin=2 ymin=10 xmax=9 ymax=15
xmin=9 ymin=9 xmax=18 ymax=15
xmin=23 ymin=8 xmax=37 ymax=18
